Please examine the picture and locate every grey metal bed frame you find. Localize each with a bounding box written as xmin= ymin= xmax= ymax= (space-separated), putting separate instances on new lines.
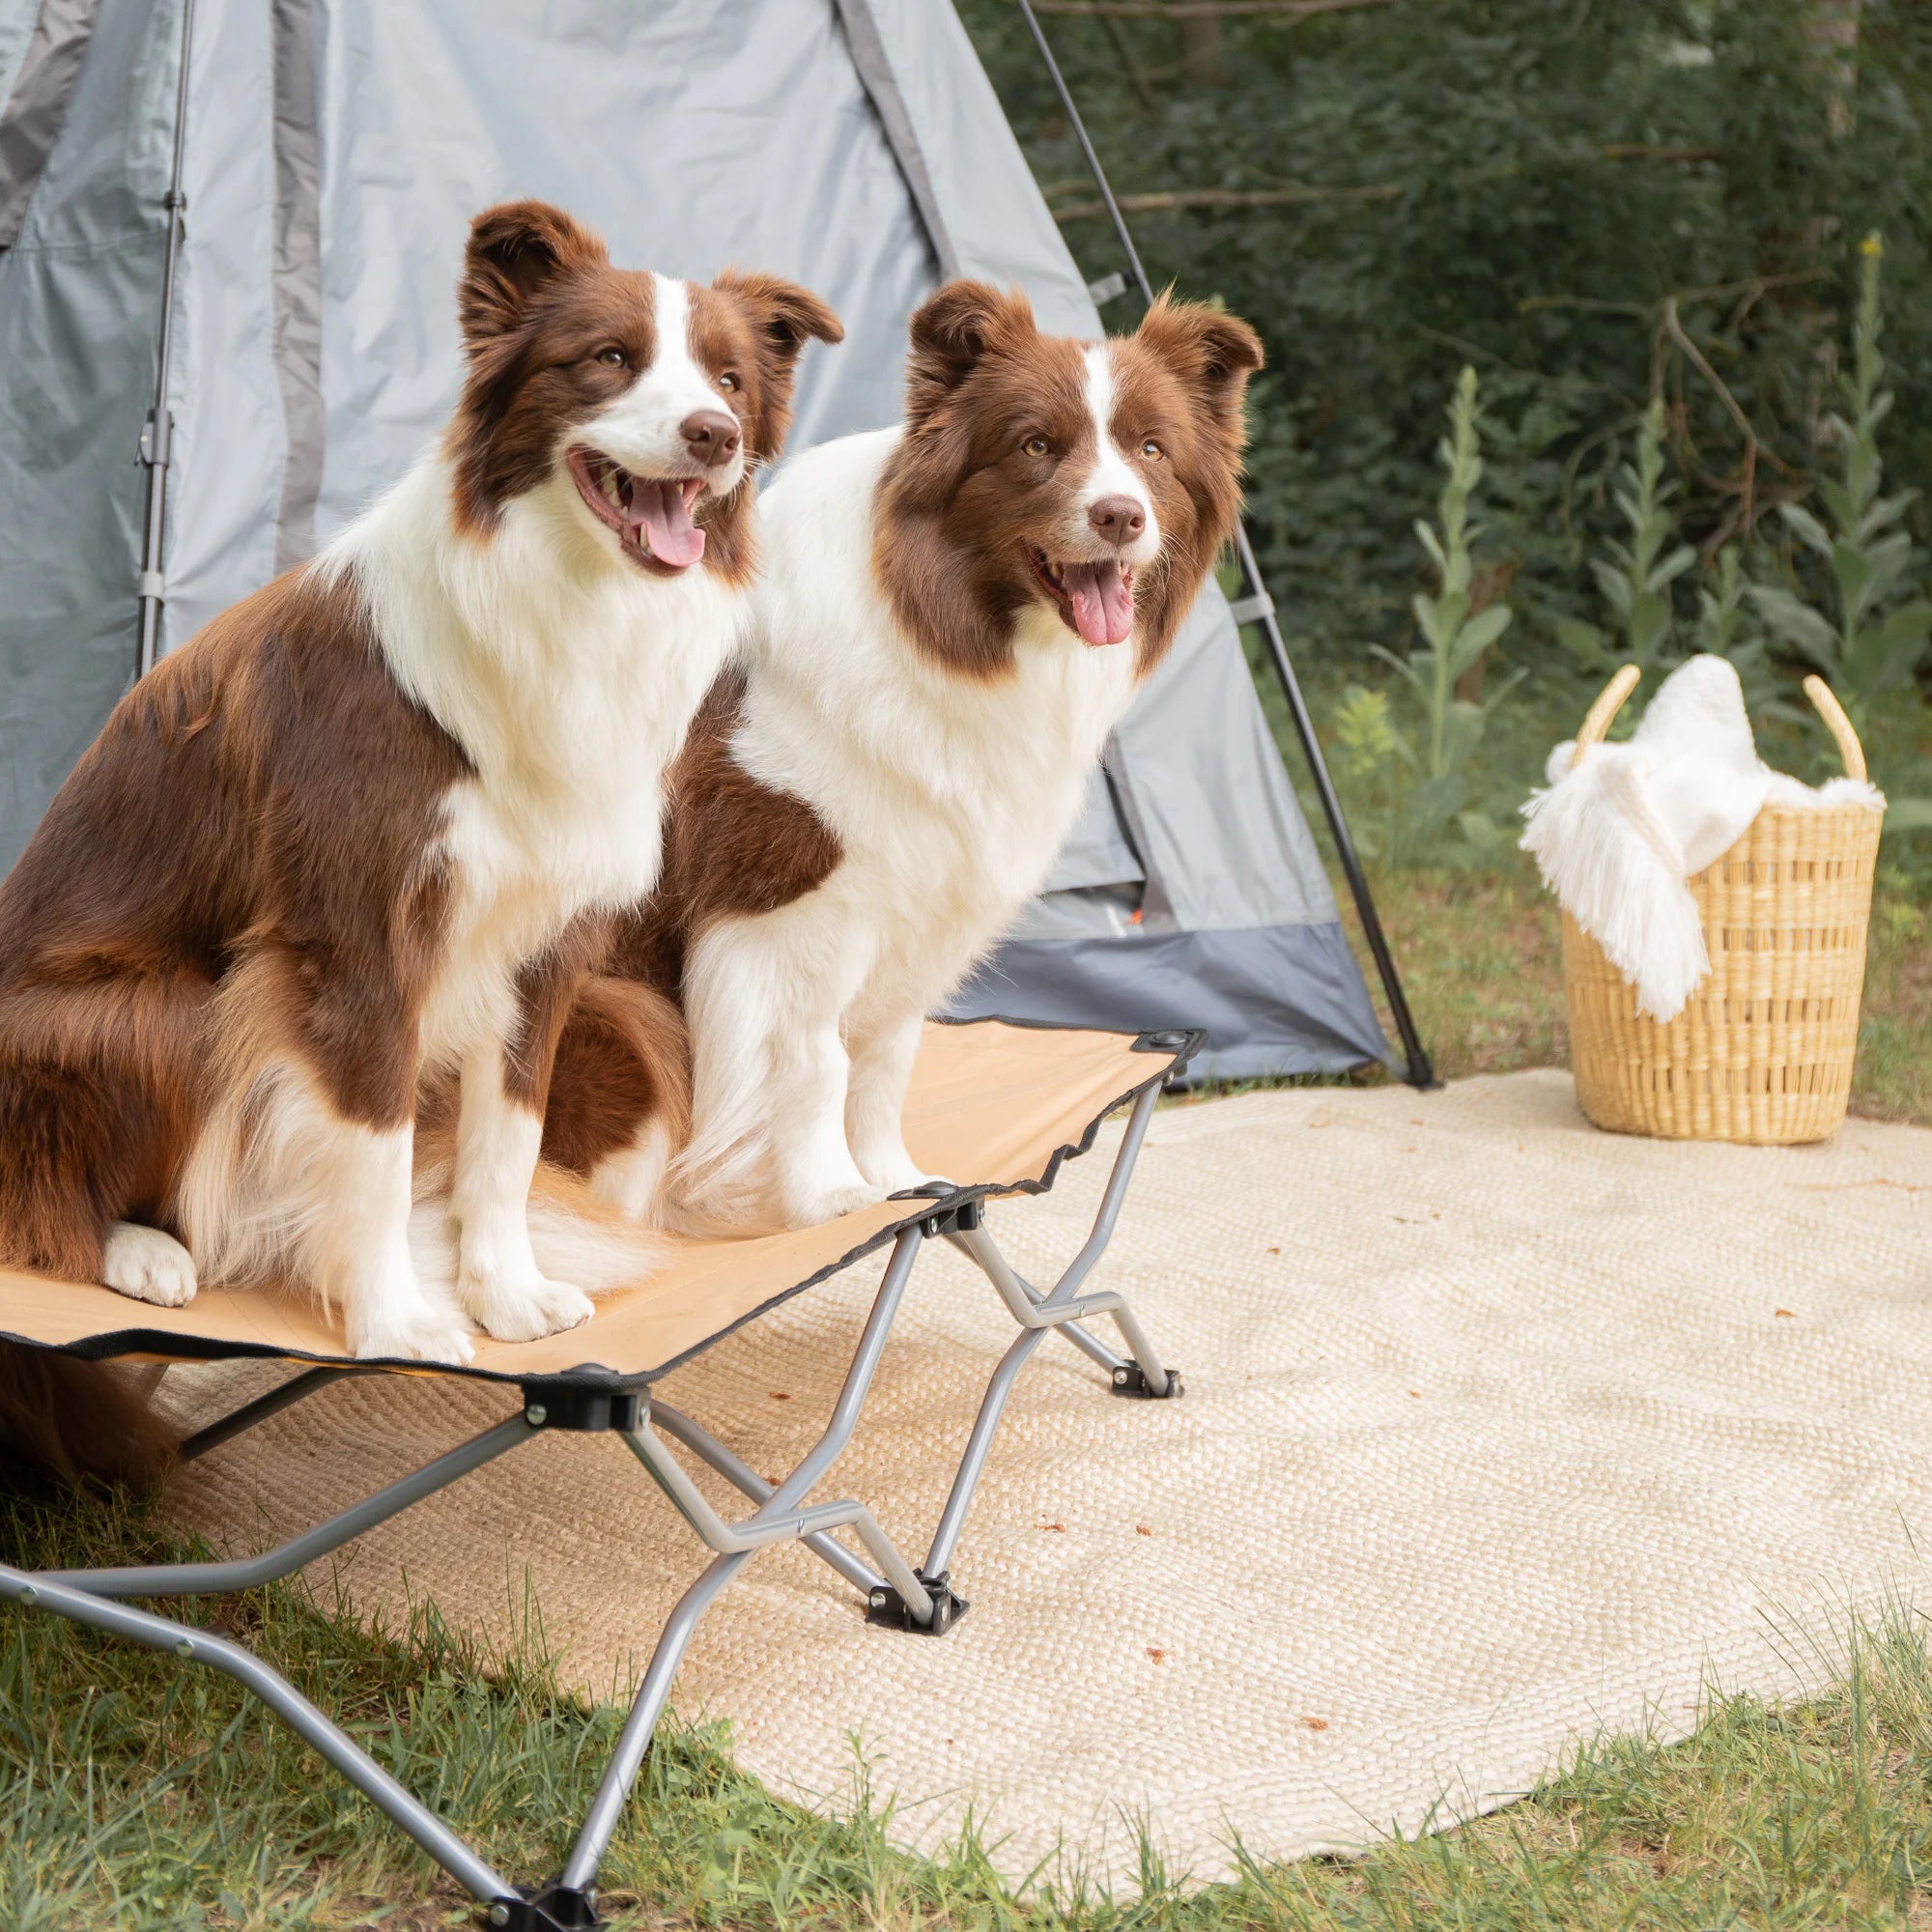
xmin=0 ymin=1074 xmax=1180 ymax=1932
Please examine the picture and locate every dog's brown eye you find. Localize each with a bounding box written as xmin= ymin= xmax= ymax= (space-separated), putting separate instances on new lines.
xmin=717 ymin=372 xmax=739 ymax=393
xmin=1140 ymin=438 xmax=1165 ymax=461
xmin=595 ymin=346 xmax=628 ymax=368
xmin=1022 ymin=435 xmax=1050 ymax=458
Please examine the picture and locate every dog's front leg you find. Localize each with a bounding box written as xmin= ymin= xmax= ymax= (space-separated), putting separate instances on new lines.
xmin=677 ymin=903 xmax=880 ymax=1230
xmin=448 ymin=921 xmax=605 ymax=1343
xmin=751 ymin=904 xmax=884 ymax=1230
xmin=254 ymin=954 xmax=473 ymax=1366
xmin=844 ymin=1009 xmax=932 ymax=1196
xmin=765 ymin=1009 xmax=885 ymax=1230
xmin=316 ymin=1106 xmax=475 ymax=1363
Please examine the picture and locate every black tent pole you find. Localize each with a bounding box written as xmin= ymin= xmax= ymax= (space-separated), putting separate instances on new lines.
xmin=135 ymin=0 xmax=198 ymax=681
xmin=1013 ymin=0 xmax=1437 ymax=1090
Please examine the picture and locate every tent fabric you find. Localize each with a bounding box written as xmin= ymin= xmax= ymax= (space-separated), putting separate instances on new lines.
xmin=269 ymin=0 xmax=324 ymax=574
xmin=0 ymin=1018 xmax=1181 ymax=1381
xmin=0 ymin=0 xmax=1390 ymax=1078
xmin=952 ymin=924 xmax=1393 ymax=1085
xmin=0 ymin=0 xmax=100 ymax=247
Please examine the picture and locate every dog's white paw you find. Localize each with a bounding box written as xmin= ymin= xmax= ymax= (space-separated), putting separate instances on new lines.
xmin=100 ymin=1223 xmax=199 ymax=1308
xmin=459 ymin=1267 xmax=595 ymax=1345
xmin=782 ymin=1178 xmax=889 ymax=1231
xmin=853 ymin=1146 xmax=923 ymax=1194
xmin=857 ymin=1147 xmax=955 ymax=1198
xmin=353 ymin=1300 xmax=476 ymax=1366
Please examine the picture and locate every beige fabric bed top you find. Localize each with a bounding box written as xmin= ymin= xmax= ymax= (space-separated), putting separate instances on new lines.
xmin=0 ymin=1020 xmax=1176 ymax=1382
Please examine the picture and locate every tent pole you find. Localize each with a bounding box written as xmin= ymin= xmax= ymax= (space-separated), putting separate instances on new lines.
xmin=135 ymin=0 xmax=198 ymax=681
xmin=1011 ymin=0 xmax=1437 ymax=1091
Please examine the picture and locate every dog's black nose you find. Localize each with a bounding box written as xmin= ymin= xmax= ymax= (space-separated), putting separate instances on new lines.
xmin=682 ymin=409 xmax=742 ymax=466
xmin=1088 ymin=495 xmax=1146 ymax=547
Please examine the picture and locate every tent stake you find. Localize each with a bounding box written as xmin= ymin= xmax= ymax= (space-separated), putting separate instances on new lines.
xmin=135 ymin=0 xmax=198 ymax=682
xmin=1012 ymin=0 xmax=1437 ymax=1090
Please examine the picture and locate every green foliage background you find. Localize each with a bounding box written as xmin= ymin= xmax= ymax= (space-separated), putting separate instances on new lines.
xmin=956 ymin=0 xmax=1932 ymax=873
xmin=959 ymin=0 xmax=1930 ymax=652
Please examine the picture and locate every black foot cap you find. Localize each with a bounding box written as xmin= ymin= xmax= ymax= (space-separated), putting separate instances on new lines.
xmin=487 ymin=1882 xmax=603 ymax=1930
xmin=866 ymin=1568 xmax=969 ymax=1634
xmin=1110 ymin=1361 xmax=1183 ymax=1400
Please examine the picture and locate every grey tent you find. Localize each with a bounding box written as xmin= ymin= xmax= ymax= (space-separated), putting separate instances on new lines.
xmin=0 ymin=0 xmax=1395 ymax=1082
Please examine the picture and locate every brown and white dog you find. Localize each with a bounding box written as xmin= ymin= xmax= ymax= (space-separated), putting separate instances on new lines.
xmin=548 ymin=280 xmax=1261 ymax=1232
xmin=0 ymin=200 xmax=839 ymax=1432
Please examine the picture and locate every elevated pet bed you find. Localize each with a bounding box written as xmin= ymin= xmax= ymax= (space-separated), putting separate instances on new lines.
xmin=0 ymin=1017 xmax=1189 ymax=1932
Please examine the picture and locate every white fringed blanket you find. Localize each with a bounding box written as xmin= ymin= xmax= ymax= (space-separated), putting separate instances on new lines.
xmin=1520 ymin=655 xmax=1883 ymax=1020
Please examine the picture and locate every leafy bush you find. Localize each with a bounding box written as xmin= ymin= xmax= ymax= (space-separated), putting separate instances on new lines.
xmin=1557 ymin=400 xmax=1695 ymax=675
xmin=1335 ymin=368 xmax=1521 ymax=866
xmin=1750 ymin=235 xmax=1932 ymax=734
xmin=963 ymin=0 xmax=1931 ymax=868
xmin=963 ymin=0 xmax=1932 ymax=663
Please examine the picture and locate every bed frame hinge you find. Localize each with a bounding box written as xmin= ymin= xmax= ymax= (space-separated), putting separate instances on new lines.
xmin=916 ymin=1197 xmax=980 ymax=1238
xmin=517 ymin=1383 xmax=642 ymax=1433
xmin=1110 ymin=1361 xmax=1184 ymax=1400
xmin=489 ymin=1880 xmax=603 ymax=1930
xmin=866 ymin=1567 xmax=970 ymax=1634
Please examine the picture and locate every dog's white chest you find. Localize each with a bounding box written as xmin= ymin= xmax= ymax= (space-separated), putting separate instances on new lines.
xmin=416 ymin=770 xmax=663 ymax=1073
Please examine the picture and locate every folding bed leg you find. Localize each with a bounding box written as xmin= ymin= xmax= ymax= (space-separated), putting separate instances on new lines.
xmin=179 ymin=1364 xmax=381 ymax=1462
xmin=915 ymin=1080 xmax=1181 ymax=1593
xmin=0 ymin=1409 xmax=549 ymax=1918
xmin=648 ymin=1400 xmax=885 ymax=1597
xmin=42 ymin=1412 xmax=537 ymax=1597
xmin=535 ymin=1222 xmax=948 ymax=1926
xmin=957 ymin=1080 xmax=1178 ymax=1394
xmin=0 ymin=1564 xmax=518 ymax=1905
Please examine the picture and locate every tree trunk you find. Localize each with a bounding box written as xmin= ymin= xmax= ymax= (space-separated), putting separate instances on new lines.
xmin=1179 ymin=16 xmax=1227 ymax=84
xmin=1808 ymin=0 xmax=1861 ymax=136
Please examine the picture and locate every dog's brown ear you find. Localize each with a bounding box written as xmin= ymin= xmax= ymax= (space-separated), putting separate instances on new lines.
xmin=715 ymin=270 xmax=844 ymax=368
xmin=904 ymin=280 xmax=1035 ymax=424
xmin=460 ymin=200 xmax=608 ymax=345
xmin=711 ymin=271 xmax=844 ymax=463
xmin=1135 ymin=294 xmax=1264 ymax=427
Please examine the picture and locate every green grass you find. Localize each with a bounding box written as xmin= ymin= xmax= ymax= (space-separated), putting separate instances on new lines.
xmin=4 ymin=859 xmax=1925 ymax=1925
xmin=1334 ymin=852 xmax=1932 ymax=1126
xmin=11 ymin=1481 xmax=1932 ymax=1929
xmin=1266 ymin=640 xmax=1932 ymax=1126
xmin=6 ymin=677 xmax=1927 ymax=1924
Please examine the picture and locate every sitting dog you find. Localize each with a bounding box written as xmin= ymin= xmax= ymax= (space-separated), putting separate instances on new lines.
xmin=0 ymin=197 xmax=840 ymax=1431
xmin=549 ymin=280 xmax=1261 ymax=1230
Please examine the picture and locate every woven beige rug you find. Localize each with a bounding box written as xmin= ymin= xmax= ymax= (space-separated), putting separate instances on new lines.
xmin=164 ymin=1071 xmax=1932 ymax=1889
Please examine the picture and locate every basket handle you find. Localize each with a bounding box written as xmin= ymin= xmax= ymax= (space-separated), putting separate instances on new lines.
xmin=1570 ymin=664 xmax=1866 ymax=782
xmin=1569 ymin=664 xmax=1640 ymax=770
xmin=1802 ymin=674 xmax=1866 ymax=781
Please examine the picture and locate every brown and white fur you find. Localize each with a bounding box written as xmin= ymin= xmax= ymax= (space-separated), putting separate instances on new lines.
xmin=0 ymin=200 xmax=840 ymax=1426
xmin=551 ymin=281 xmax=1260 ymax=1231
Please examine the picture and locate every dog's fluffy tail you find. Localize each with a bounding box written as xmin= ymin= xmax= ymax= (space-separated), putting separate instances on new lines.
xmin=0 ymin=1343 xmax=177 ymax=1492
xmin=667 ymin=923 xmax=780 ymax=1222
xmin=409 ymin=1137 xmax=668 ymax=1297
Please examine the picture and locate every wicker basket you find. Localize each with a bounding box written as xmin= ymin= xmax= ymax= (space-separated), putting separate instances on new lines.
xmin=1559 ymin=665 xmax=1885 ymax=1144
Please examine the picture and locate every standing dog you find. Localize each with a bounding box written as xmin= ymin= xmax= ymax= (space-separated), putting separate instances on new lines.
xmin=549 ymin=281 xmax=1260 ymax=1231
xmin=0 ymin=197 xmax=839 ymax=1464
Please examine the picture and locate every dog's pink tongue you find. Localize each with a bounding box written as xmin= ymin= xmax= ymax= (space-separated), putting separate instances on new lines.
xmin=633 ymin=479 xmax=705 ymax=568
xmin=1063 ymin=560 xmax=1134 ymax=647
